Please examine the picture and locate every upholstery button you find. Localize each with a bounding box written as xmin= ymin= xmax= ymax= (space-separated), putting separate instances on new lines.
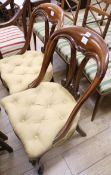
xmin=34 ymin=135 xmax=38 ymax=139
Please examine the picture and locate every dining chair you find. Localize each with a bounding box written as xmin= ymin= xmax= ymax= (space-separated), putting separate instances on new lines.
xmin=0 ymin=26 xmax=109 ymax=174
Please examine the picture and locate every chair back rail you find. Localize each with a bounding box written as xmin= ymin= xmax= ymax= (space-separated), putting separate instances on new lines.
xmin=20 ymin=3 xmax=64 ymax=54
xmin=28 ymin=26 xmax=109 ymax=143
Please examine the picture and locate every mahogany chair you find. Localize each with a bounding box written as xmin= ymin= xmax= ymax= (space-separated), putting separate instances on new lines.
xmin=0 ymin=0 xmax=29 ymax=58
xmin=0 ymin=26 xmax=109 ymax=174
xmin=33 ymin=0 xmax=80 ymax=50
xmin=0 ymin=3 xmax=63 ymax=95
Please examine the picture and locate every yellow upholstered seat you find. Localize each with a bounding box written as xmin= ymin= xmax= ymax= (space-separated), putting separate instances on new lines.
xmin=0 ymin=51 xmax=53 ymax=94
xmin=1 ymin=82 xmax=80 ymax=160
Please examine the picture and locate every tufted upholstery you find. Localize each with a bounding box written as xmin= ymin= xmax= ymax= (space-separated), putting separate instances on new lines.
xmin=0 ymin=25 xmax=25 ymax=58
xmin=1 ymin=82 xmax=80 ymax=160
xmin=0 ymin=51 xmax=53 ymax=94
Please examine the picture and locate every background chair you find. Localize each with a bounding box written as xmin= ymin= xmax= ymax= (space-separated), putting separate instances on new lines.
xmin=75 ymin=0 xmax=111 ymax=120
xmin=0 ymin=130 xmax=13 ymax=153
xmin=0 ymin=0 xmax=29 ymax=58
xmin=82 ymin=0 xmax=111 ymax=48
xmin=0 ymin=0 xmax=14 ymax=22
xmin=0 ymin=3 xmax=64 ymax=94
xmin=1 ymin=26 xmax=109 ymax=174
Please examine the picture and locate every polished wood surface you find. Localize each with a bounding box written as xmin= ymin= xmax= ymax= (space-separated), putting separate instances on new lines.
xmin=20 ymin=3 xmax=64 ymax=53
xmin=29 ymin=26 xmax=109 ymax=143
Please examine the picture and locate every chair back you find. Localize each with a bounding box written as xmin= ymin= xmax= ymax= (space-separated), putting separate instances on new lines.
xmin=57 ymin=0 xmax=81 ymax=25
xmin=31 ymin=26 xmax=109 ymax=143
xmin=82 ymin=0 xmax=111 ymax=39
xmin=21 ymin=3 xmax=64 ymax=53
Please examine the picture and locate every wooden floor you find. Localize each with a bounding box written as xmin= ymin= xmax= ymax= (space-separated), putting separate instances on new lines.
xmin=0 ymin=39 xmax=111 ymax=175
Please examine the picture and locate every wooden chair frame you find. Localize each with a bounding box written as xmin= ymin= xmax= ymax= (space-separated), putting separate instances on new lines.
xmin=26 ymin=26 xmax=109 ymax=174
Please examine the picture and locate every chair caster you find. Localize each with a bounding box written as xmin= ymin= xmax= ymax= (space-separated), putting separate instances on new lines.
xmin=38 ymin=164 xmax=44 ymax=175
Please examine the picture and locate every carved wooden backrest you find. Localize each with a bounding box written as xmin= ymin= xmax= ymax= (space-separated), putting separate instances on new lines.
xmin=82 ymin=0 xmax=111 ymax=38
xmin=20 ymin=3 xmax=64 ymax=54
xmin=29 ymin=26 xmax=109 ymax=143
xmin=56 ymin=0 xmax=80 ymax=25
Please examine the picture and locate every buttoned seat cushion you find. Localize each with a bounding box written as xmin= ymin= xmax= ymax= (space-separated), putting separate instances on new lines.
xmin=1 ymin=82 xmax=80 ymax=160
xmin=0 ymin=51 xmax=53 ymax=94
xmin=0 ymin=25 xmax=25 ymax=58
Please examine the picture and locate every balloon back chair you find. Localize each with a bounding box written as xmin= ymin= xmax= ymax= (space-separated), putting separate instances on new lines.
xmin=0 ymin=26 xmax=109 ymax=174
xmin=0 ymin=3 xmax=64 ymax=95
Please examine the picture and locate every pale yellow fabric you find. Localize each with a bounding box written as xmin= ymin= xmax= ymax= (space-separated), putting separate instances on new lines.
xmin=1 ymin=82 xmax=80 ymax=160
xmin=0 ymin=51 xmax=53 ymax=94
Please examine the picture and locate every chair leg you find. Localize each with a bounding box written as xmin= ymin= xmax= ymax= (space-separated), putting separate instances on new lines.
xmin=33 ymin=32 xmax=36 ymax=50
xmin=76 ymin=124 xmax=86 ymax=137
xmin=29 ymin=160 xmax=37 ymax=166
xmin=91 ymin=93 xmax=102 ymax=121
xmin=29 ymin=158 xmax=44 ymax=175
xmin=0 ymin=131 xmax=8 ymax=141
xmin=0 ymin=138 xmax=13 ymax=153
